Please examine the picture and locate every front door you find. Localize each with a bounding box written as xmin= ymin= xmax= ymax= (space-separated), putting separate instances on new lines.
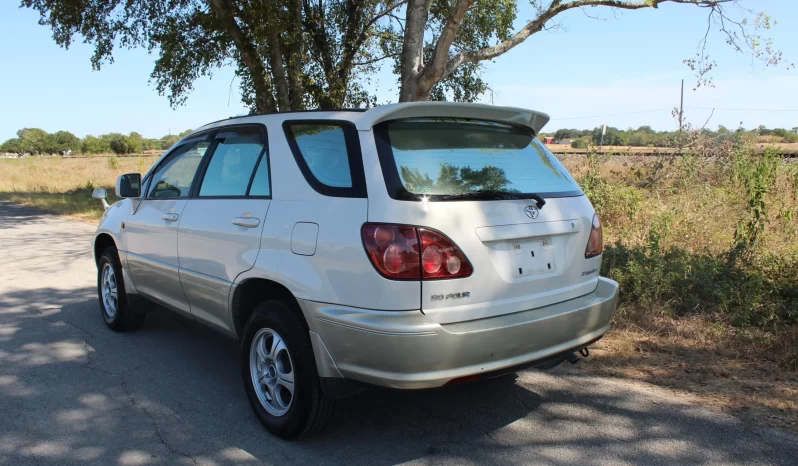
xmin=125 ymin=136 xmax=212 ymax=315
xmin=177 ymin=125 xmax=271 ymax=332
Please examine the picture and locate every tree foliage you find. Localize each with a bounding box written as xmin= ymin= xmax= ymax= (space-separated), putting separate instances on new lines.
xmin=0 ymin=128 xmax=193 ymax=155
xmin=22 ymin=0 xmax=788 ymax=112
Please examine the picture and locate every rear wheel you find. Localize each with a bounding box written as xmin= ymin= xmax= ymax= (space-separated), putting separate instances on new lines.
xmin=97 ymin=248 xmax=144 ymax=331
xmin=241 ymin=301 xmax=333 ymax=439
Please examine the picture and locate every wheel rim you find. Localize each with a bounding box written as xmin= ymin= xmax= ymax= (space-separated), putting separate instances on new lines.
xmin=101 ymin=263 xmax=118 ymax=318
xmin=249 ymin=328 xmax=295 ymax=417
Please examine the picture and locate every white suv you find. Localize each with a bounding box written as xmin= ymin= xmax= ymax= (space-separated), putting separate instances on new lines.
xmin=92 ymin=102 xmax=618 ymax=439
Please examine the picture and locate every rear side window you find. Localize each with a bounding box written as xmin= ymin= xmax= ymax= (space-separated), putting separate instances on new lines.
xmin=374 ymin=119 xmax=582 ymax=201
xmin=198 ymin=126 xmax=269 ymax=197
xmin=283 ymin=121 xmax=366 ymax=198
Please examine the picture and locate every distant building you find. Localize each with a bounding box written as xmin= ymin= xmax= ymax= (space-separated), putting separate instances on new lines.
xmin=558 ymin=138 xmax=576 ymax=145
xmin=542 ymin=137 xmax=556 ymax=144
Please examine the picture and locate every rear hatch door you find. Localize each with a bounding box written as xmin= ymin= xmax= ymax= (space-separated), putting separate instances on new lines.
xmin=368 ymin=118 xmax=601 ymax=324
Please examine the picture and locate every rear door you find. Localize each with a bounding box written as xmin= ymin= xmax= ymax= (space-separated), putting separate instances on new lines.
xmin=369 ymin=118 xmax=599 ymax=323
xmin=177 ymin=125 xmax=271 ymax=332
xmin=125 ymin=136 xmax=212 ymax=315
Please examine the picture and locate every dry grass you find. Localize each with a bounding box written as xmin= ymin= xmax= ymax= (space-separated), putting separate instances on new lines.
xmin=0 ymin=156 xmax=158 ymax=221
xmin=583 ymin=317 xmax=798 ymax=432
xmin=547 ymin=142 xmax=798 ymax=155
xmin=0 ymin=156 xmax=158 ymax=193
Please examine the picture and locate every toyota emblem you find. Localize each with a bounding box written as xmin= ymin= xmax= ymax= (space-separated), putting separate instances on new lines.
xmin=524 ymin=205 xmax=539 ymax=219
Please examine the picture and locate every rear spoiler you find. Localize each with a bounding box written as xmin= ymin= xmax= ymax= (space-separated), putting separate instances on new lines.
xmin=354 ymin=102 xmax=550 ymax=134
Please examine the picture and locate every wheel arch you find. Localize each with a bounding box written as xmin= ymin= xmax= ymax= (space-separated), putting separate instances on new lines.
xmin=93 ymin=233 xmax=118 ymax=265
xmin=231 ymin=278 xmax=309 ymax=339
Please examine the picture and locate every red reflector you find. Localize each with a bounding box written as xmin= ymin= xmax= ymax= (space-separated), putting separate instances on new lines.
xmin=446 ymin=374 xmax=481 ymax=385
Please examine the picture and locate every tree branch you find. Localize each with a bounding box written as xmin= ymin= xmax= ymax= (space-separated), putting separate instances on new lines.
xmin=418 ymin=0 xmax=476 ymax=88
xmin=354 ymin=53 xmax=400 ymax=66
xmin=209 ymin=0 xmax=276 ymax=112
xmin=443 ymin=0 xmax=733 ymax=78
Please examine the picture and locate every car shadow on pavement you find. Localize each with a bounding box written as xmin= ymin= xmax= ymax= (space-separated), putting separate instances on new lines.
xmin=1 ymin=286 xmax=797 ymax=466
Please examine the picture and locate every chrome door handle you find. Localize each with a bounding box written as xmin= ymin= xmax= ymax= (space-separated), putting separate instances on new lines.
xmin=233 ymin=217 xmax=260 ymax=228
xmin=162 ymin=213 xmax=179 ymax=222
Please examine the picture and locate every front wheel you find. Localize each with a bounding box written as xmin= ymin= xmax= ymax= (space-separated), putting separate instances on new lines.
xmin=241 ymin=301 xmax=334 ymax=439
xmin=97 ymin=248 xmax=144 ymax=331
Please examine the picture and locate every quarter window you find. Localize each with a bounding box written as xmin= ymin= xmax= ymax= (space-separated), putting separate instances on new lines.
xmin=198 ymin=126 xmax=268 ymax=197
xmin=285 ymin=123 xmax=352 ymax=188
xmin=148 ymin=140 xmax=210 ymax=198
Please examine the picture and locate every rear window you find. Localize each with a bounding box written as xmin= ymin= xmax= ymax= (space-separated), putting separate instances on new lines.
xmin=374 ymin=119 xmax=582 ymax=200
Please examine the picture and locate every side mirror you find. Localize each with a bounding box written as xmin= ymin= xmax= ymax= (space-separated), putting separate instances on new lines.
xmin=91 ymin=188 xmax=110 ymax=210
xmin=116 ymin=173 xmax=142 ymax=198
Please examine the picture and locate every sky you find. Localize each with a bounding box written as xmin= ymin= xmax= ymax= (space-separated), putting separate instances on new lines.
xmin=1 ymin=0 xmax=797 ymax=141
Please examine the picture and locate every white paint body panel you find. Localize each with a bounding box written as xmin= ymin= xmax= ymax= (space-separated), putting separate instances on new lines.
xmin=124 ymin=199 xmax=191 ymax=315
xmin=177 ymin=198 xmax=271 ymax=332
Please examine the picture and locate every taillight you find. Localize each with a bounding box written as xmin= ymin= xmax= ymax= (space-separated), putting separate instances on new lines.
xmin=584 ymin=214 xmax=603 ymax=258
xmin=361 ymin=224 xmax=472 ymax=280
xmin=418 ymin=228 xmax=473 ymax=279
xmin=361 ymin=225 xmax=419 ymax=279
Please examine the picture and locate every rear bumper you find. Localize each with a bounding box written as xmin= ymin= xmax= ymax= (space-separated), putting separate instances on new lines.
xmin=299 ymin=277 xmax=619 ymax=389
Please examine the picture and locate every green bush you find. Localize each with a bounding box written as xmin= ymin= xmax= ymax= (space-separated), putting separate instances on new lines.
xmin=571 ymin=138 xmax=588 ymax=149
xmin=602 ymin=234 xmax=798 ymax=329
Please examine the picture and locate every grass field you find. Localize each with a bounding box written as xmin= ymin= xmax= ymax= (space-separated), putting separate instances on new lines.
xmin=0 ymin=155 xmax=158 ymax=221
xmin=1 ymin=146 xmax=796 ymax=432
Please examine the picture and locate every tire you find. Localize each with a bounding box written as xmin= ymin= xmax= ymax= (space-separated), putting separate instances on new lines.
xmin=97 ymin=248 xmax=144 ymax=332
xmin=241 ymin=300 xmax=334 ymax=439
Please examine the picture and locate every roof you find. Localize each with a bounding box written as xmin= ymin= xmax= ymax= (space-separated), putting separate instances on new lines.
xmin=199 ymin=102 xmax=551 ymax=134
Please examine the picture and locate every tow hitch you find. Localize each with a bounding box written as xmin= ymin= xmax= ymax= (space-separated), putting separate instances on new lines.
xmin=566 ymin=346 xmax=591 ymax=365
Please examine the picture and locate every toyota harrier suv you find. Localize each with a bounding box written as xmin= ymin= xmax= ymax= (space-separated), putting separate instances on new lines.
xmin=91 ymin=102 xmax=618 ymax=439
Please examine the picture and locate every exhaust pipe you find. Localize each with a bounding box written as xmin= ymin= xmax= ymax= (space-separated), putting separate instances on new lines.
xmin=565 ymin=352 xmax=581 ymax=364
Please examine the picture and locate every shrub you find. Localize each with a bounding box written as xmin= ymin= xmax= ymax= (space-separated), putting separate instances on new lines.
xmin=571 ymin=138 xmax=588 ymax=149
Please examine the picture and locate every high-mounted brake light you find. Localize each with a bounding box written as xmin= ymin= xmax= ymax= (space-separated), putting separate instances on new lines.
xmin=361 ymin=224 xmax=472 ymax=280
xmin=584 ymin=214 xmax=603 ymax=258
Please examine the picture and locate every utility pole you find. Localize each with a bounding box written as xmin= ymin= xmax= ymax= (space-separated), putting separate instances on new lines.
xmin=679 ymin=79 xmax=684 ymax=132
xmin=678 ymin=79 xmax=684 ymax=153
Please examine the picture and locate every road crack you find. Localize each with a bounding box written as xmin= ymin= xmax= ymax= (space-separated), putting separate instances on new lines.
xmin=120 ymin=376 xmax=200 ymax=466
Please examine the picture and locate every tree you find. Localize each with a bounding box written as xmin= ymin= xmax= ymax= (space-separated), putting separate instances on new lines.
xmin=82 ymin=135 xmax=111 ymax=154
xmin=52 ymin=130 xmax=81 ymax=152
xmin=160 ymin=135 xmax=181 ymax=151
xmin=0 ymin=138 xmax=23 ymax=154
xmin=20 ymin=1 xmax=791 ymax=110
xmin=16 ymin=128 xmax=55 ymax=155
xmin=102 ymin=133 xmax=142 ymax=154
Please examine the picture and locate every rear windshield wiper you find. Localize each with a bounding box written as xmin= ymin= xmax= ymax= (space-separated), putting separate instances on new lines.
xmin=432 ymin=190 xmax=546 ymax=208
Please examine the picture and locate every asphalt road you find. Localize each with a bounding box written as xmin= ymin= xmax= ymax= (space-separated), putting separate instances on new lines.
xmin=1 ymin=200 xmax=797 ymax=466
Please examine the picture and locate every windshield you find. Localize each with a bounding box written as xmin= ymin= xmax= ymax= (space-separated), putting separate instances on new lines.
xmin=375 ymin=119 xmax=582 ymax=200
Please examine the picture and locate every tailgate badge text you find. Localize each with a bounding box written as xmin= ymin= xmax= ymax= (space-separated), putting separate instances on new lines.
xmin=431 ymin=292 xmax=471 ymax=302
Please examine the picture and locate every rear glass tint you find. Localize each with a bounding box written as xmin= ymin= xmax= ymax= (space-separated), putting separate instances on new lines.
xmin=378 ymin=119 xmax=581 ymax=198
